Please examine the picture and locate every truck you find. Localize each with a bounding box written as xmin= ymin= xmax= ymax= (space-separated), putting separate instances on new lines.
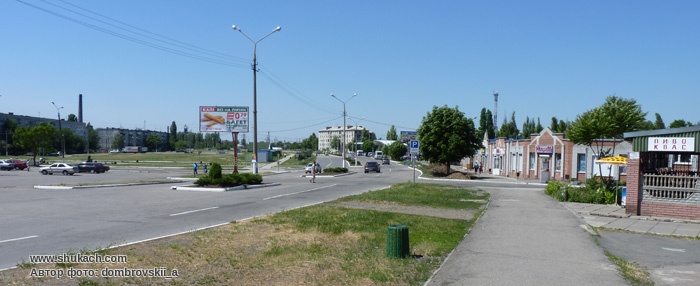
xmin=374 ymin=151 xmax=383 ymax=160
xmin=122 ymin=146 xmax=148 ymax=153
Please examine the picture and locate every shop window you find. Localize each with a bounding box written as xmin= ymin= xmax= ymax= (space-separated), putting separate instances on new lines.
xmin=577 ymin=154 xmax=586 ymax=173
xmin=529 ymin=153 xmax=536 ymax=170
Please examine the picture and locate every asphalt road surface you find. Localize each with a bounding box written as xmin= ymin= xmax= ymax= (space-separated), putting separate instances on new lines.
xmin=0 ymin=159 xmax=410 ymax=270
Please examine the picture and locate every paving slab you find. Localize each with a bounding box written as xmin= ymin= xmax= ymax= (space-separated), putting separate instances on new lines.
xmin=605 ymin=218 xmax=639 ymax=230
xmin=649 ymin=222 xmax=681 ymax=236
xmin=586 ymin=216 xmax=619 ymax=228
xmin=673 ymin=224 xmax=700 ymax=237
xmin=627 ymin=220 xmax=660 ymax=233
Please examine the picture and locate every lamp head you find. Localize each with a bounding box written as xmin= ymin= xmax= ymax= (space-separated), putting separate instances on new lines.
xmin=232 ymin=25 xmax=240 ymax=31
xmin=274 ymin=26 xmax=281 ymax=32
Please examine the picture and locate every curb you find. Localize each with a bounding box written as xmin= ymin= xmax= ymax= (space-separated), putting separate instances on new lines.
xmin=171 ymin=182 xmax=282 ymax=192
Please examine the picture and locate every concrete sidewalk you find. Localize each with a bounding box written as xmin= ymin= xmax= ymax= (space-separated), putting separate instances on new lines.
xmin=565 ymin=202 xmax=700 ymax=237
xmin=426 ymin=183 xmax=626 ymax=286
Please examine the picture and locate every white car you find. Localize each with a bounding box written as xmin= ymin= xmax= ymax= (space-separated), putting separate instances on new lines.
xmin=40 ymin=163 xmax=78 ymax=175
xmin=304 ymin=163 xmax=322 ymax=174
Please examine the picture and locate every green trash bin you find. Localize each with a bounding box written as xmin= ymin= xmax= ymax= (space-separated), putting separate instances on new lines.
xmin=386 ymin=225 xmax=410 ymax=258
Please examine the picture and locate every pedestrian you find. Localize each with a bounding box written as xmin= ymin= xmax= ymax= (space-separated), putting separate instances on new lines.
xmin=26 ymin=159 xmax=30 ymax=171
xmin=203 ymin=163 xmax=208 ymax=174
xmin=193 ymin=162 xmax=198 ymax=175
xmin=309 ymin=161 xmax=317 ymax=183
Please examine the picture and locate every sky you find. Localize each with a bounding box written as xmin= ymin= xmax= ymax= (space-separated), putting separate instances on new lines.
xmin=2 ymin=0 xmax=699 ymax=143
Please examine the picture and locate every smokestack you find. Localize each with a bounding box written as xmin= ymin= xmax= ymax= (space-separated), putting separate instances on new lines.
xmin=79 ymin=94 xmax=83 ymax=123
xmin=78 ymin=94 xmax=83 ymax=123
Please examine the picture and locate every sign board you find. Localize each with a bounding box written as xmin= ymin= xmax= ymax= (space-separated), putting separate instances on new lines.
xmin=536 ymin=145 xmax=554 ymax=153
xmin=648 ymin=137 xmax=695 ymax=152
xmin=199 ymin=106 xmax=249 ymax=132
xmin=400 ymin=131 xmax=418 ymax=143
xmin=410 ymin=140 xmax=419 ymax=154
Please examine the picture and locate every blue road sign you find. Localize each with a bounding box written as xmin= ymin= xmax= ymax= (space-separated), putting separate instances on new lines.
xmin=410 ymin=140 xmax=419 ymax=149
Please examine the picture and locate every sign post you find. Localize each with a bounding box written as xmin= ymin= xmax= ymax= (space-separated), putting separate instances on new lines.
xmin=410 ymin=140 xmax=419 ymax=185
xmin=232 ymin=132 xmax=239 ymax=174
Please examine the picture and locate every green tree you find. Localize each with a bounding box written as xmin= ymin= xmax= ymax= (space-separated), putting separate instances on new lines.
xmin=1 ymin=118 xmax=19 ymax=155
xmin=67 ymin=114 xmax=78 ymax=122
xmin=330 ymin=136 xmax=341 ymax=152
xmin=417 ymin=105 xmax=482 ymax=174
xmin=387 ymin=141 xmax=408 ymax=160
xmin=13 ymin=123 xmax=56 ymax=162
xmin=498 ymin=111 xmax=519 ymax=139
xmin=386 ymin=125 xmax=398 ymax=140
xmin=669 ymin=119 xmax=693 ymax=128
xmin=362 ymin=139 xmax=375 ymax=155
xmin=169 ymin=121 xmax=178 ymax=150
xmin=567 ymin=96 xmax=647 ymax=188
xmin=86 ymin=123 xmax=100 ymax=152
xmin=111 ymin=133 xmax=125 ymax=151
xmin=146 ymin=134 xmax=162 ymax=151
xmin=654 ymin=113 xmax=666 ymax=129
xmin=477 ymin=108 xmax=495 ymax=140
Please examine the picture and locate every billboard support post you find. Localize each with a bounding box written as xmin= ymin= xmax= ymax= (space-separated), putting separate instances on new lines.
xmin=233 ymin=132 xmax=239 ymax=174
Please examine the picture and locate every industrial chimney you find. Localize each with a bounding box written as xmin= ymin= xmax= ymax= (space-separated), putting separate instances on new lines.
xmin=78 ymin=94 xmax=83 ymax=123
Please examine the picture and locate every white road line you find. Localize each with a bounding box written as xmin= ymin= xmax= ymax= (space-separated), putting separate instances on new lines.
xmin=662 ymin=247 xmax=686 ymax=253
xmin=169 ymin=206 xmax=219 ymax=217
xmin=263 ymin=184 xmax=337 ymax=200
xmin=0 ymin=235 xmax=39 ymax=244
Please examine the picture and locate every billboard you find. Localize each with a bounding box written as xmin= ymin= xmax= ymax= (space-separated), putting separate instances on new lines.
xmin=199 ymin=106 xmax=249 ymax=132
xmin=400 ymin=131 xmax=417 ymax=143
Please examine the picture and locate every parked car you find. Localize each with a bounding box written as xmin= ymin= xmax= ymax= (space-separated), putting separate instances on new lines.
xmin=0 ymin=160 xmax=15 ymax=171
xmin=8 ymin=159 xmax=28 ymax=170
xmin=77 ymin=162 xmax=110 ymax=173
xmin=382 ymin=158 xmax=390 ymax=165
xmin=364 ymin=161 xmax=381 ymax=173
xmin=40 ymin=163 xmax=78 ymax=175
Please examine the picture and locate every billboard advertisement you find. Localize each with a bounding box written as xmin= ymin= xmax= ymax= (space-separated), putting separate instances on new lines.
xmin=199 ymin=106 xmax=249 ymax=132
xmin=400 ymin=131 xmax=417 ymax=143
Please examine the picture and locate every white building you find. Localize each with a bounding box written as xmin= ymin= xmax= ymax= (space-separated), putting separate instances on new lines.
xmin=318 ymin=126 xmax=372 ymax=152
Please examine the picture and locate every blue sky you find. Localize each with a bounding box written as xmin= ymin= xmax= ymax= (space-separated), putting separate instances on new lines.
xmin=2 ymin=0 xmax=699 ymax=143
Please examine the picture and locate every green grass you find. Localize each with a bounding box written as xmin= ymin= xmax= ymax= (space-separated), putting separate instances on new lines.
xmin=337 ymin=182 xmax=488 ymax=209
xmin=605 ymin=252 xmax=654 ymax=286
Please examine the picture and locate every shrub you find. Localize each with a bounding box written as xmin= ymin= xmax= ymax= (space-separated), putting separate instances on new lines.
xmin=209 ymin=162 xmax=222 ymax=179
xmin=239 ymin=173 xmax=263 ymax=184
xmin=323 ymin=167 xmax=348 ymax=173
xmin=194 ymin=176 xmax=214 ymax=186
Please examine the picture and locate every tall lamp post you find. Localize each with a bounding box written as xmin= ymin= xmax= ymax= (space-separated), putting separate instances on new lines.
xmin=331 ymin=93 xmax=357 ymax=168
xmin=232 ymin=25 xmax=281 ymax=175
xmin=51 ymin=101 xmax=66 ymax=162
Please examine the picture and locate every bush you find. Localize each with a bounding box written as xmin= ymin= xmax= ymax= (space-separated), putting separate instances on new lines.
xmin=209 ymin=162 xmax=222 ymax=179
xmin=544 ymin=179 xmax=621 ymax=204
xmin=194 ymin=172 xmax=263 ymax=187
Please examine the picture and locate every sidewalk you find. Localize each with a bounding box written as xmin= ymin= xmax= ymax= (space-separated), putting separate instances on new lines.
xmin=564 ymin=202 xmax=700 ymax=237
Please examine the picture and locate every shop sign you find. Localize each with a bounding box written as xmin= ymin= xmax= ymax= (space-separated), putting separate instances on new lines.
xmin=536 ymin=145 xmax=553 ymax=153
xmin=648 ymin=137 xmax=695 ymax=152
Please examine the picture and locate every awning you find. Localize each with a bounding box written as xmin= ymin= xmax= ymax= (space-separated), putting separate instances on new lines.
xmin=595 ymin=156 xmax=628 ymax=165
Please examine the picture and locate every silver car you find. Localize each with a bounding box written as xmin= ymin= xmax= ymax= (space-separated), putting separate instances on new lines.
xmin=40 ymin=163 xmax=78 ymax=175
xmin=0 ymin=160 xmax=15 ymax=171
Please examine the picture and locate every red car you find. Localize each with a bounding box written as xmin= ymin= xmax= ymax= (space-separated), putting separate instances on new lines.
xmin=9 ymin=159 xmax=28 ymax=170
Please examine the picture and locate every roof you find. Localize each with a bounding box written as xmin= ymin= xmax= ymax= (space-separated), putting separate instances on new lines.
xmin=624 ymin=125 xmax=700 ymax=152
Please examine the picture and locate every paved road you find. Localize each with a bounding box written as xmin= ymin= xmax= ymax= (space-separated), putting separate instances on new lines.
xmin=0 ymin=161 xmax=411 ymax=270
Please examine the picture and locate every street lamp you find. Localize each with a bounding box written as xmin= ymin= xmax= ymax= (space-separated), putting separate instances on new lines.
xmin=232 ymin=25 xmax=281 ymax=175
xmin=331 ymin=93 xmax=357 ymax=168
xmin=51 ymin=101 xmax=66 ymax=162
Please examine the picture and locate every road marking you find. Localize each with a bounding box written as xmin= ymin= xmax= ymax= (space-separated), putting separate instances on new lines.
xmin=662 ymin=247 xmax=686 ymax=253
xmin=501 ymin=199 xmax=520 ymax=202
xmin=0 ymin=235 xmax=38 ymax=244
xmin=170 ymin=206 xmax=219 ymax=217
xmin=263 ymin=184 xmax=337 ymax=200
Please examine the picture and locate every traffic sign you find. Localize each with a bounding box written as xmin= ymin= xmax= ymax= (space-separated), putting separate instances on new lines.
xmin=410 ymin=140 xmax=419 ymax=154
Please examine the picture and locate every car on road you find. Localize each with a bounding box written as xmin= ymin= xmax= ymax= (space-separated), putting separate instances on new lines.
xmin=305 ymin=163 xmax=322 ymax=174
xmin=0 ymin=160 xmax=15 ymax=171
xmin=364 ymin=161 xmax=381 ymax=173
xmin=77 ymin=162 xmax=110 ymax=173
xmin=8 ymin=159 xmax=28 ymax=170
xmin=382 ymin=158 xmax=390 ymax=165
xmin=40 ymin=163 xmax=78 ymax=175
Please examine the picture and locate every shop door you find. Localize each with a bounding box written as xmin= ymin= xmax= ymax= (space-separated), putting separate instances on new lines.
xmin=540 ymin=157 xmax=550 ymax=183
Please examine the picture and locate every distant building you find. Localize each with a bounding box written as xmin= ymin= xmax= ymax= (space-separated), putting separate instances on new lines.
xmin=96 ymin=127 xmax=169 ymax=152
xmin=318 ymin=126 xmax=373 ymax=151
xmin=0 ymin=112 xmax=88 ymax=138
